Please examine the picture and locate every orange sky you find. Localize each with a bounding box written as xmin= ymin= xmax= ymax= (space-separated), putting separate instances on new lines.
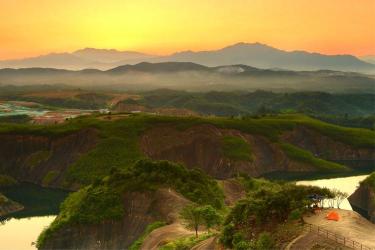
xmin=0 ymin=0 xmax=374 ymax=60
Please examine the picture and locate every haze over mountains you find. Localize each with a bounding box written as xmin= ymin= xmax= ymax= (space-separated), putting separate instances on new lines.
xmin=1 ymin=62 xmax=374 ymax=93
xmin=1 ymin=43 xmax=374 ymax=73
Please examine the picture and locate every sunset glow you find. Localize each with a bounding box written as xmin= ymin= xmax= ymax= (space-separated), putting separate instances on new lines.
xmin=0 ymin=0 xmax=374 ymax=59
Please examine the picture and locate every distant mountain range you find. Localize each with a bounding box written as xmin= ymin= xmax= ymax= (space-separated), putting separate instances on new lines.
xmin=1 ymin=62 xmax=374 ymax=93
xmin=1 ymin=43 xmax=374 ymax=73
xmin=361 ymin=55 xmax=375 ymax=65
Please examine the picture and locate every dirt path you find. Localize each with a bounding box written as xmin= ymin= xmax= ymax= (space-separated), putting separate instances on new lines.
xmin=191 ymin=236 xmax=218 ymax=250
xmin=285 ymin=232 xmax=307 ymax=250
xmin=140 ymin=223 xmax=194 ymax=250
xmin=303 ymin=209 xmax=375 ymax=249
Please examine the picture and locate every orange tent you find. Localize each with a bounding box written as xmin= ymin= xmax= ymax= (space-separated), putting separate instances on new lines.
xmin=326 ymin=211 xmax=340 ymax=221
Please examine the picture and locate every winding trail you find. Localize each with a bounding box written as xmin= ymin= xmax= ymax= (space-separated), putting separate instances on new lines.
xmin=140 ymin=223 xmax=194 ymax=250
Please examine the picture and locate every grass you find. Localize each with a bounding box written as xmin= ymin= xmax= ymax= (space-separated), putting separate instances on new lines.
xmin=276 ymin=114 xmax=375 ymax=148
xmin=221 ymin=136 xmax=253 ymax=161
xmin=280 ymin=143 xmax=350 ymax=172
xmin=129 ymin=221 xmax=166 ymax=250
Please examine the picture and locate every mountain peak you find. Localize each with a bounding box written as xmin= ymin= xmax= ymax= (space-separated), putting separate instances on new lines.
xmin=74 ymin=48 xmax=121 ymax=54
xmin=223 ymin=42 xmax=275 ymax=50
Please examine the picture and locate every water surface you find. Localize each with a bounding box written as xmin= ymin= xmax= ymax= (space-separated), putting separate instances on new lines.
xmin=0 ymin=184 xmax=68 ymax=250
xmin=297 ymin=174 xmax=369 ymax=210
xmin=0 ymin=216 xmax=55 ymax=250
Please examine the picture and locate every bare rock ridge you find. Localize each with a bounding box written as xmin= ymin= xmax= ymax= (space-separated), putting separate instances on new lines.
xmin=141 ymin=124 xmax=374 ymax=178
xmin=0 ymin=129 xmax=98 ymax=189
xmin=282 ymin=126 xmax=375 ymax=165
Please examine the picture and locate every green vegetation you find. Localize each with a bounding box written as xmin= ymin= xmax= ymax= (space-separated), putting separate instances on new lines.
xmin=14 ymin=93 xmax=112 ymax=110
xmin=129 ymin=221 xmax=166 ymax=250
xmin=280 ymin=143 xmax=349 ymax=172
xmin=159 ymin=233 xmax=214 ymax=250
xmin=220 ymin=177 xmax=333 ymax=249
xmin=0 ymin=175 xmax=18 ymax=187
xmin=361 ymin=172 xmax=375 ymax=190
xmin=278 ymin=115 xmax=375 ymax=148
xmin=221 ymin=136 xmax=253 ymax=161
xmin=0 ymin=113 xmax=373 ymax=187
xmin=314 ymin=115 xmax=375 ymax=130
xmin=180 ymin=205 xmax=222 ymax=237
xmin=26 ymin=150 xmax=51 ymax=169
xmin=37 ymin=160 xmax=224 ymax=248
xmin=135 ymin=90 xmax=375 ymax=118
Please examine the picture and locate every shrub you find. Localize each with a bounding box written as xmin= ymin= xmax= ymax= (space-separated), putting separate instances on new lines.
xmin=256 ymin=232 xmax=274 ymax=250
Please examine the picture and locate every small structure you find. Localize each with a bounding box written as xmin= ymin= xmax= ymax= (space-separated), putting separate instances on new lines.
xmin=326 ymin=211 xmax=340 ymax=221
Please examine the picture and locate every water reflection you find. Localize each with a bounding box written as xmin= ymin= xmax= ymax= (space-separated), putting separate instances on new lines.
xmin=297 ymin=175 xmax=369 ymax=210
xmin=0 ymin=183 xmax=68 ymax=221
xmin=0 ymin=183 xmax=68 ymax=250
xmin=0 ymin=216 xmax=55 ymax=250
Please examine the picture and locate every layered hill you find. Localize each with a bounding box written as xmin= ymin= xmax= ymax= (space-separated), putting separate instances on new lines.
xmin=1 ymin=43 xmax=374 ymax=73
xmin=1 ymin=62 xmax=374 ymax=93
xmin=0 ymin=114 xmax=374 ymax=190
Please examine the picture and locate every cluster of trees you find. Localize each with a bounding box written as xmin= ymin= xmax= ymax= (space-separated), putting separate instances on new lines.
xmin=326 ymin=188 xmax=349 ymax=209
xmin=218 ymin=178 xmax=334 ymax=249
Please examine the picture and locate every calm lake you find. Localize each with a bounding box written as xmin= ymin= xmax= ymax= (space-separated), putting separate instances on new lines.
xmin=0 ymin=184 xmax=68 ymax=250
xmin=297 ymin=174 xmax=369 ymax=210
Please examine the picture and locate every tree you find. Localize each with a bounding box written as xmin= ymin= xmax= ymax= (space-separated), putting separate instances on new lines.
xmin=180 ymin=204 xmax=222 ymax=237
xmin=333 ymin=189 xmax=348 ymax=209
xmin=180 ymin=205 xmax=204 ymax=237
xmin=200 ymin=205 xmax=222 ymax=232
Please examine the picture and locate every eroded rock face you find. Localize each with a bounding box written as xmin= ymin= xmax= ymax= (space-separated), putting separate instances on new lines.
xmin=349 ymin=183 xmax=375 ymax=223
xmin=140 ymin=124 xmax=316 ymax=179
xmin=282 ymin=126 xmax=375 ymax=167
xmin=40 ymin=188 xmax=190 ymax=250
xmin=0 ymin=129 xmax=98 ymax=189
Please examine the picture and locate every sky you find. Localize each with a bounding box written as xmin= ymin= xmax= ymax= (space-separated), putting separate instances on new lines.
xmin=0 ymin=0 xmax=374 ymax=60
